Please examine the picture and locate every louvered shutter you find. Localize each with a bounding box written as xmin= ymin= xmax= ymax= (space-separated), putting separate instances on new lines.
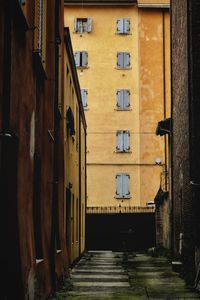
xmin=122 ymin=174 xmax=130 ymax=197
xmin=116 ymin=174 xmax=123 ymax=198
xmin=117 ymin=90 xmax=123 ymax=109
xmin=81 ymin=51 xmax=88 ymax=67
xmin=81 ymin=89 xmax=88 ymax=107
xmin=87 ymin=18 xmax=92 ymax=32
xmin=117 ymin=18 xmax=124 ymax=33
xmin=124 ymin=18 xmax=130 ymax=33
xmin=74 ymin=52 xmax=80 ymax=67
xmin=74 ymin=18 xmax=78 ymax=32
xmin=124 ymin=90 xmax=130 ymax=108
xmin=124 ymin=52 xmax=130 ymax=68
xmin=117 ymin=52 xmax=124 ymax=68
xmin=116 ymin=131 xmax=123 ymax=152
xmin=123 ymin=131 xmax=130 ymax=152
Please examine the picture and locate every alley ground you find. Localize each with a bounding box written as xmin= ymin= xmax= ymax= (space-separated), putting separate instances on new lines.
xmin=53 ymin=251 xmax=200 ymax=299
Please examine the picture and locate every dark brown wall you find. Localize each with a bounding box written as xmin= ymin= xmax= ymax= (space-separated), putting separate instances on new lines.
xmin=171 ymin=0 xmax=198 ymax=285
xmin=0 ymin=0 xmax=69 ymax=299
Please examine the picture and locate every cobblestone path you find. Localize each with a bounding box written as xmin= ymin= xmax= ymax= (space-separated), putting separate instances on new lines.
xmin=55 ymin=251 xmax=200 ymax=299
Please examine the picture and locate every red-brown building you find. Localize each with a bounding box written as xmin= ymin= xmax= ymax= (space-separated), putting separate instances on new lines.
xmin=0 ymin=1 xmax=86 ymax=299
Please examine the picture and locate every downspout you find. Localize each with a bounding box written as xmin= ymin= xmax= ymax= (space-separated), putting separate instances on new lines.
xmin=84 ymin=127 xmax=87 ymax=249
xmin=79 ymin=114 xmax=81 ymax=255
xmin=50 ymin=0 xmax=60 ymax=293
xmin=162 ymin=10 xmax=167 ymax=192
xmin=170 ymin=0 xmax=174 ymax=254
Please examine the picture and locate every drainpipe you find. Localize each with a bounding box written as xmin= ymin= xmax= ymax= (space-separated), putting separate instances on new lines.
xmin=79 ymin=114 xmax=81 ymax=256
xmin=170 ymin=0 xmax=175 ymax=254
xmin=50 ymin=0 xmax=60 ymax=293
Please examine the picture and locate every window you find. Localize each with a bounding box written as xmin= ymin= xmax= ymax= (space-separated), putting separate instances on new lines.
xmin=117 ymin=18 xmax=130 ymax=34
xmin=117 ymin=52 xmax=130 ymax=69
xmin=116 ymin=173 xmax=130 ymax=199
xmin=74 ymin=18 xmax=92 ymax=33
xmin=34 ymin=0 xmax=47 ymax=68
xmin=116 ymin=90 xmax=130 ymax=110
xmin=74 ymin=51 xmax=88 ymax=68
xmin=116 ymin=130 xmax=130 ymax=152
xmin=81 ymin=89 xmax=88 ymax=108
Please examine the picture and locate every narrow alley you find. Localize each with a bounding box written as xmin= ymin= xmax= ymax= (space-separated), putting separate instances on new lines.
xmin=53 ymin=251 xmax=199 ymax=299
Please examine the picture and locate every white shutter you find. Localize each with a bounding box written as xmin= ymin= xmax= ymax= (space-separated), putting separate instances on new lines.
xmin=81 ymin=51 xmax=88 ymax=67
xmin=116 ymin=90 xmax=123 ymax=109
xmin=123 ymin=131 xmax=130 ymax=152
xmin=122 ymin=174 xmax=130 ymax=198
xmin=124 ymin=90 xmax=130 ymax=109
xmin=117 ymin=18 xmax=124 ymax=33
xmin=116 ymin=174 xmax=123 ymax=198
xmin=124 ymin=52 xmax=130 ymax=68
xmin=74 ymin=18 xmax=78 ymax=32
xmin=124 ymin=18 xmax=130 ymax=33
xmin=87 ymin=18 xmax=92 ymax=32
xmin=116 ymin=131 xmax=124 ymax=152
xmin=74 ymin=52 xmax=80 ymax=67
xmin=81 ymin=89 xmax=88 ymax=107
xmin=117 ymin=52 xmax=124 ymax=68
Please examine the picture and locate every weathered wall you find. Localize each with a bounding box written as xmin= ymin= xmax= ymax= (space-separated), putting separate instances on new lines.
xmin=171 ymin=0 xmax=196 ymax=284
xmin=64 ymin=32 xmax=86 ymax=264
xmin=64 ymin=5 xmax=170 ymax=209
xmin=0 ymin=1 xmax=71 ymax=298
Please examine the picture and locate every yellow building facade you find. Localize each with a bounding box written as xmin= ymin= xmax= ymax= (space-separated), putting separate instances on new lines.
xmin=64 ymin=29 xmax=87 ymax=264
xmin=64 ymin=0 xmax=170 ymax=213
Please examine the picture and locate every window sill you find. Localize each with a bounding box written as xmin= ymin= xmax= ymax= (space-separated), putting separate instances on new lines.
xmin=36 ymin=259 xmax=44 ymax=265
xmin=77 ymin=66 xmax=89 ymax=70
xmin=115 ymin=196 xmax=131 ymax=199
xmin=114 ymin=150 xmax=132 ymax=153
xmin=115 ymin=67 xmax=132 ymax=70
xmin=84 ymin=107 xmax=89 ymax=111
xmin=115 ymin=32 xmax=132 ymax=35
xmin=114 ymin=108 xmax=132 ymax=111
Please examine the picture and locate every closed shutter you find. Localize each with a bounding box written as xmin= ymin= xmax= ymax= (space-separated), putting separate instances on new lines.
xmin=116 ymin=174 xmax=123 ymax=198
xmin=81 ymin=89 xmax=88 ymax=107
xmin=116 ymin=131 xmax=123 ymax=152
xmin=81 ymin=51 xmax=88 ymax=67
xmin=124 ymin=18 xmax=130 ymax=33
xmin=74 ymin=52 xmax=80 ymax=67
xmin=117 ymin=18 xmax=124 ymax=33
xmin=124 ymin=90 xmax=130 ymax=108
xmin=74 ymin=18 xmax=78 ymax=32
xmin=122 ymin=174 xmax=130 ymax=197
xmin=123 ymin=131 xmax=130 ymax=152
xmin=87 ymin=18 xmax=92 ymax=32
xmin=117 ymin=52 xmax=124 ymax=68
xmin=116 ymin=90 xmax=123 ymax=109
xmin=124 ymin=52 xmax=130 ymax=68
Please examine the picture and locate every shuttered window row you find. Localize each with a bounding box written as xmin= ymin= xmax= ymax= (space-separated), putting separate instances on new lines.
xmin=116 ymin=173 xmax=130 ymax=199
xmin=74 ymin=51 xmax=130 ymax=69
xmin=74 ymin=18 xmax=131 ymax=34
xmin=116 ymin=130 xmax=130 ymax=152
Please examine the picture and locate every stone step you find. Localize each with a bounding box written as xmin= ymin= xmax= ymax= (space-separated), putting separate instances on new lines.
xmin=71 ymin=274 xmax=128 ymax=279
xmin=73 ymin=281 xmax=130 ymax=287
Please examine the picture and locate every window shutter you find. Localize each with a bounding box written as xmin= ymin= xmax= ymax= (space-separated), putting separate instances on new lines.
xmin=122 ymin=174 xmax=130 ymax=197
xmin=116 ymin=131 xmax=123 ymax=152
xmin=124 ymin=90 xmax=130 ymax=108
xmin=117 ymin=18 xmax=124 ymax=33
xmin=81 ymin=89 xmax=88 ymax=107
xmin=116 ymin=174 xmax=123 ymax=198
xmin=124 ymin=18 xmax=130 ymax=33
xmin=74 ymin=18 xmax=78 ymax=32
xmin=124 ymin=52 xmax=130 ymax=68
xmin=117 ymin=52 xmax=124 ymax=68
xmin=123 ymin=131 xmax=130 ymax=152
xmin=116 ymin=90 xmax=123 ymax=109
xmin=74 ymin=52 xmax=80 ymax=67
xmin=87 ymin=17 xmax=92 ymax=32
xmin=82 ymin=51 xmax=88 ymax=67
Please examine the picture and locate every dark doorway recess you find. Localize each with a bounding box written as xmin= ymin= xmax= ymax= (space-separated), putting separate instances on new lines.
xmin=86 ymin=213 xmax=155 ymax=251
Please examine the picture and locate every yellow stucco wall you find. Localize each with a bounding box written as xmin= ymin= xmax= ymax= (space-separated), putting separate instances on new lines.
xmin=138 ymin=0 xmax=169 ymax=5
xmin=63 ymin=43 xmax=86 ymax=264
xmin=64 ymin=5 xmax=170 ymax=209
